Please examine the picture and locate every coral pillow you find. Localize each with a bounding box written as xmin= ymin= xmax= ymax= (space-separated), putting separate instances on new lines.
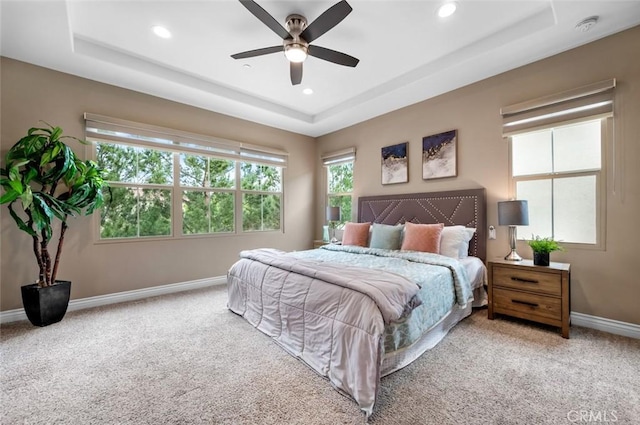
xmin=401 ymin=222 xmax=444 ymax=253
xmin=341 ymin=222 xmax=371 ymax=247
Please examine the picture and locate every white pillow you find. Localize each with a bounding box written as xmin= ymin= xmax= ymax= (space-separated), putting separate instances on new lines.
xmin=440 ymin=226 xmax=476 ymax=259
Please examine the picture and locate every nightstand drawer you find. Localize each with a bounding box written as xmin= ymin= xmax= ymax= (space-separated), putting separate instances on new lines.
xmin=493 ymin=288 xmax=561 ymax=322
xmin=493 ymin=266 xmax=561 ymax=296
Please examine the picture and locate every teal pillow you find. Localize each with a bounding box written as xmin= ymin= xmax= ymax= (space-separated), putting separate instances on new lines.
xmin=369 ymin=223 xmax=403 ymax=250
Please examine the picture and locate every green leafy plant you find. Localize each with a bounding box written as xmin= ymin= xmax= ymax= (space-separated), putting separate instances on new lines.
xmin=527 ymin=235 xmax=565 ymax=254
xmin=0 ymin=122 xmax=106 ymax=287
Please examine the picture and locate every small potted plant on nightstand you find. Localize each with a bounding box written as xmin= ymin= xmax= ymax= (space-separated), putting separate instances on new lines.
xmin=527 ymin=235 xmax=564 ymax=266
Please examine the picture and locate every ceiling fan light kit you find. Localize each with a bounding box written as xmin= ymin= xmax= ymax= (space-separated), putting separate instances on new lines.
xmin=232 ymin=0 xmax=359 ymax=85
xmin=284 ymin=44 xmax=308 ymax=63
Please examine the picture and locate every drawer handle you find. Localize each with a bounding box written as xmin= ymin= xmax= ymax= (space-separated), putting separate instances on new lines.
xmin=511 ymin=276 xmax=539 ymax=284
xmin=512 ymin=299 xmax=539 ymax=308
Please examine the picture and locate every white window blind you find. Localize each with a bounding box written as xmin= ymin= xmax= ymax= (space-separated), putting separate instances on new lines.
xmin=322 ymin=147 xmax=356 ymax=166
xmin=501 ymin=79 xmax=615 ymax=137
xmin=84 ymin=113 xmax=288 ymax=167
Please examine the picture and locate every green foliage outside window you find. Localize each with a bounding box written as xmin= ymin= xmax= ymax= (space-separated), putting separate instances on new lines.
xmin=98 ymin=144 xmax=172 ymax=238
xmin=99 ymin=143 xmax=172 ymax=184
xmin=241 ymin=163 xmax=282 ymax=191
xmin=180 ymin=154 xmax=235 ymax=189
xmin=97 ymin=142 xmax=282 ymax=239
xmin=181 ymin=154 xmax=235 ymax=235
xmin=242 ymin=194 xmax=280 ymax=231
xmin=327 ymin=162 xmax=353 ymax=225
xmin=100 ymin=187 xmax=171 ymax=238
xmin=183 ymin=191 xmax=234 ymax=234
xmin=328 ymin=162 xmax=353 ymax=193
xmin=241 ymin=163 xmax=282 ymax=231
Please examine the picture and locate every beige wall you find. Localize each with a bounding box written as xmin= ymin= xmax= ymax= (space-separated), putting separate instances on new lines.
xmin=316 ymin=25 xmax=640 ymax=325
xmin=2 ymin=26 xmax=639 ymax=326
xmin=0 ymin=58 xmax=316 ymax=311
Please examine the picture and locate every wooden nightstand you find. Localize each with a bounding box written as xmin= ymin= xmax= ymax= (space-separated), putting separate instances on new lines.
xmin=488 ymin=259 xmax=571 ymax=338
xmin=313 ymin=240 xmax=329 ymax=249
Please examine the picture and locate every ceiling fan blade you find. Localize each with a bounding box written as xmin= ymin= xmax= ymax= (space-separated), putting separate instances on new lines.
xmin=308 ymin=45 xmax=359 ymax=67
xmin=300 ymin=0 xmax=352 ymax=43
xmin=290 ymin=62 xmax=303 ymax=85
xmin=231 ymin=45 xmax=283 ymax=59
xmin=239 ymin=0 xmax=292 ymax=40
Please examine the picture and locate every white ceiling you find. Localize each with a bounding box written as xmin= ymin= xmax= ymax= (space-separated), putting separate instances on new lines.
xmin=2 ymin=0 xmax=640 ymax=137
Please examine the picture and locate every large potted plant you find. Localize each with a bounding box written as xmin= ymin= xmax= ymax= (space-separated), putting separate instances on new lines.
xmin=0 ymin=123 xmax=105 ymax=326
xmin=527 ymin=235 xmax=564 ymax=266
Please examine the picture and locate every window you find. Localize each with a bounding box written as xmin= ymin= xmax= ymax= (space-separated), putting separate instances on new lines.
xmin=511 ymin=119 xmax=605 ymax=245
xmin=87 ymin=114 xmax=286 ymax=240
xmin=327 ymin=162 xmax=353 ymax=225
xmin=241 ymin=163 xmax=282 ymax=231
xmin=98 ymin=143 xmax=173 ymax=238
xmin=502 ymin=79 xmax=614 ymax=247
xmin=180 ymin=154 xmax=235 ymax=235
xmin=323 ymin=148 xmax=355 ymax=225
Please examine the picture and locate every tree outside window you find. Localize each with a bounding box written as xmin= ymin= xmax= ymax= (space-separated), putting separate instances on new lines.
xmin=327 ymin=161 xmax=353 ymax=226
xmin=96 ymin=141 xmax=283 ymax=239
xmin=98 ymin=143 xmax=172 ymax=238
xmin=241 ymin=163 xmax=282 ymax=232
xmin=181 ymin=154 xmax=235 ymax=235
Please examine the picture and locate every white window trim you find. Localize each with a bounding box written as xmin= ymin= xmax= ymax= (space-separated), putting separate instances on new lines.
xmin=323 ymin=147 xmax=356 ymax=224
xmin=87 ymin=115 xmax=285 ymax=242
xmin=508 ymin=117 xmax=609 ymax=250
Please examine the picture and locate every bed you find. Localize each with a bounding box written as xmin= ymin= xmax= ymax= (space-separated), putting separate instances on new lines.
xmin=227 ymin=188 xmax=487 ymax=417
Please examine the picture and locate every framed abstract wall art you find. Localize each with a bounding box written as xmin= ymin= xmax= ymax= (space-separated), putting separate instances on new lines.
xmin=422 ymin=130 xmax=457 ymax=180
xmin=381 ymin=142 xmax=408 ymax=184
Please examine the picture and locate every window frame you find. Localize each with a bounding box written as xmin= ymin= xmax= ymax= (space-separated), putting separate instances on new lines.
xmin=325 ymin=160 xmax=354 ymax=227
xmin=508 ymin=116 xmax=609 ymax=250
xmin=90 ymin=139 xmax=284 ymax=243
xmin=239 ymin=163 xmax=283 ymax=233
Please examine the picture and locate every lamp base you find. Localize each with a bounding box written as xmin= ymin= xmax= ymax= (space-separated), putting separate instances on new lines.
xmin=504 ymin=250 xmax=523 ymax=261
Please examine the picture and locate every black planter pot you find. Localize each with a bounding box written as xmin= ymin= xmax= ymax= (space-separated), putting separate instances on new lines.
xmin=21 ymin=281 xmax=71 ymax=327
xmin=533 ymin=252 xmax=550 ymax=267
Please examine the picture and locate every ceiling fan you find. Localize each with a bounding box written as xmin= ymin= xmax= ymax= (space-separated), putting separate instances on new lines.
xmin=231 ymin=0 xmax=360 ymax=85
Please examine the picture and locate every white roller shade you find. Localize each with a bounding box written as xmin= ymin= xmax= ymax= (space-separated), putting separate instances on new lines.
xmin=84 ymin=113 xmax=288 ymax=167
xmin=322 ymin=147 xmax=356 ymax=165
xmin=501 ymin=79 xmax=615 ymax=137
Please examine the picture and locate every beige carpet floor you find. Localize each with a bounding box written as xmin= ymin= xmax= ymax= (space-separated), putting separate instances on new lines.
xmin=2 ymin=285 xmax=639 ymax=424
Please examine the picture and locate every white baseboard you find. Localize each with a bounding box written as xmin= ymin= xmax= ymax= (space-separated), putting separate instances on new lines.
xmin=571 ymin=312 xmax=640 ymax=339
xmin=0 ymin=275 xmax=227 ymax=324
xmin=3 ymin=280 xmax=638 ymax=340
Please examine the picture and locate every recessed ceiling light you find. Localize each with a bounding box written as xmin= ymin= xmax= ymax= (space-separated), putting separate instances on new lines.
xmin=152 ymin=25 xmax=172 ymax=39
xmin=243 ymin=64 xmax=252 ymax=69
xmin=437 ymin=2 xmax=457 ymax=18
xmin=303 ymin=88 xmax=313 ymax=95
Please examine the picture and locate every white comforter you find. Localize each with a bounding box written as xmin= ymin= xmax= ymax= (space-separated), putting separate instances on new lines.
xmin=227 ymin=248 xmax=421 ymax=416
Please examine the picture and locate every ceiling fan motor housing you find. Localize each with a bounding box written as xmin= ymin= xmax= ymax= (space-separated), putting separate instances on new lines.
xmin=284 ymin=14 xmax=309 ymax=60
xmin=286 ymin=14 xmax=307 ymax=37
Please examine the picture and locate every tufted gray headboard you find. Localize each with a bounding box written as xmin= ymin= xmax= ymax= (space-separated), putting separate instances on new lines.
xmin=358 ymin=188 xmax=487 ymax=262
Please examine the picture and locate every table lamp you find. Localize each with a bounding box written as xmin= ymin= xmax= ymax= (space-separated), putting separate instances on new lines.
xmin=498 ymin=200 xmax=529 ymax=261
xmin=326 ymin=206 xmax=341 ymax=243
